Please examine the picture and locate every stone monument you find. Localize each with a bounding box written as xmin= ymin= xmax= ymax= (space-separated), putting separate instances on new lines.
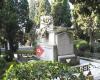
xmin=36 ymin=16 xmax=79 ymax=65
xmin=36 ymin=16 xmax=57 ymax=61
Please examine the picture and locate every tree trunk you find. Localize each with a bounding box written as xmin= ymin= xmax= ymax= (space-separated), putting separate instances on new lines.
xmin=89 ymin=28 xmax=94 ymax=54
xmin=4 ymin=41 xmax=8 ymax=52
xmin=0 ymin=46 xmax=1 ymax=55
xmin=9 ymin=40 xmax=14 ymax=61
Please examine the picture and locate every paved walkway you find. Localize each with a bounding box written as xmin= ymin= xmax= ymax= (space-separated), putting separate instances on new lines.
xmin=80 ymin=58 xmax=100 ymax=80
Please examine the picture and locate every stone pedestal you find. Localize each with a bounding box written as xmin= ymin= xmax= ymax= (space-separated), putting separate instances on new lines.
xmin=36 ymin=44 xmax=58 ymax=61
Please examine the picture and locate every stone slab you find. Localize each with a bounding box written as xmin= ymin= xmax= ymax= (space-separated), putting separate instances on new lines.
xmin=56 ymin=32 xmax=74 ymax=56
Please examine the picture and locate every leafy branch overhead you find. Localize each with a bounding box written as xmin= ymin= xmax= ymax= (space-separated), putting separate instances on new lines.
xmin=51 ymin=0 xmax=72 ymax=27
xmin=70 ymin=0 xmax=100 ymax=40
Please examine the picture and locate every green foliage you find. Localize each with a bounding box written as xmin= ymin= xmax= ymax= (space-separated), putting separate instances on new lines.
xmin=0 ymin=0 xmax=33 ymax=61
xmin=33 ymin=0 xmax=51 ymax=26
xmin=96 ymin=45 xmax=100 ymax=53
xmin=25 ymin=19 xmax=33 ymax=33
xmin=4 ymin=61 xmax=84 ymax=80
xmin=0 ymin=57 xmax=6 ymax=79
xmin=28 ymin=0 xmax=35 ymax=21
xmin=95 ymin=14 xmax=100 ymax=27
xmin=4 ymin=50 xmax=14 ymax=62
xmin=72 ymin=0 xmax=100 ymax=40
xmin=16 ymin=50 xmax=33 ymax=54
xmin=0 ymin=0 xmax=3 ymax=9
xmin=0 ymin=0 xmax=18 ymax=37
xmin=29 ymin=0 xmax=72 ymax=27
xmin=70 ymin=0 xmax=100 ymax=4
xmin=97 ymin=47 xmax=100 ymax=53
xmin=75 ymin=40 xmax=89 ymax=50
xmin=16 ymin=0 xmax=29 ymax=21
xmin=3 ymin=64 xmax=14 ymax=80
xmin=0 ymin=0 xmax=19 ymax=57
xmin=16 ymin=0 xmax=33 ymax=32
xmin=51 ymin=0 xmax=72 ymax=27
xmin=0 ymin=58 xmax=6 ymax=70
xmin=74 ymin=39 xmax=90 ymax=56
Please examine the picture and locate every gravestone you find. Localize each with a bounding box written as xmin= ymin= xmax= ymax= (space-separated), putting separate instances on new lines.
xmin=36 ymin=16 xmax=79 ymax=65
xmin=56 ymin=31 xmax=79 ymax=65
xmin=56 ymin=32 xmax=74 ymax=56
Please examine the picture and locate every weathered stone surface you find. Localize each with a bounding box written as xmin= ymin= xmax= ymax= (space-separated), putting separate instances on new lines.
xmin=56 ymin=32 xmax=74 ymax=56
xmin=36 ymin=44 xmax=58 ymax=61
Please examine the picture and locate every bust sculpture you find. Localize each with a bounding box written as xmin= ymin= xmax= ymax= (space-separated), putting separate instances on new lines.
xmin=40 ymin=16 xmax=53 ymax=29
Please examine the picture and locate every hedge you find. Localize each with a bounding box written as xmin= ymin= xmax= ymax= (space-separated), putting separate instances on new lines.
xmin=74 ymin=39 xmax=90 ymax=56
xmin=4 ymin=61 xmax=85 ymax=80
xmin=16 ymin=50 xmax=33 ymax=54
xmin=74 ymin=39 xmax=89 ymax=51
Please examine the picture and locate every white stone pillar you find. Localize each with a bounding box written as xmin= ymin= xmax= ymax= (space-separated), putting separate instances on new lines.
xmin=48 ymin=31 xmax=56 ymax=45
xmin=7 ymin=42 xmax=10 ymax=50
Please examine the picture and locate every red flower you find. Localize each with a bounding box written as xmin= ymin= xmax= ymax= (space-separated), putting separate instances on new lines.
xmin=36 ymin=46 xmax=44 ymax=57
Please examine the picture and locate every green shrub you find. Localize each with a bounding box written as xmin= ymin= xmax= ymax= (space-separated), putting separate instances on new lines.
xmin=0 ymin=57 xmax=6 ymax=77
xmin=0 ymin=58 xmax=6 ymax=70
xmin=4 ymin=50 xmax=13 ymax=62
xmin=4 ymin=61 xmax=84 ymax=80
xmin=74 ymin=39 xmax=90 ymax=56
xmin=96 ymin=43 xmax=100 ymax=52
xmin=97 ymin=47 xmax=100 ymax=52
xmin=16 ymin=50 xmax=33 ymax=54
xmin=75 ymin=40 xmax=89 ymax=51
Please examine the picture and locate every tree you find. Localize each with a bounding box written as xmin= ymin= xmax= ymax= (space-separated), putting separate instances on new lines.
xmin=0 ymin=0 xmax=3 ymax=9
xmin=0 ymin=0 xmax=33 ymax=61
xmin=15 ymin=0 xmax=33 ymax=47
xmin=51 ymin=0 xmax=72 ymax=27
xmin=70 ymin=0 xmax=100 ymax=38
xmin=15 ymin=0 xmax=33 ymax=32
xmin=70 ymin=0 xmax=100 ymax=52
xmin=29 ymin=0 xmax=72 ymax=27
xmin=28 ymin=0 xmax=51 ymax=26
xmin=0 ymin=0 xmax=19 ymax=60
xmin=28 ymin=0 xmax=37 ymax=21
xmin=0 ymin=0 xmax=4 ymax=54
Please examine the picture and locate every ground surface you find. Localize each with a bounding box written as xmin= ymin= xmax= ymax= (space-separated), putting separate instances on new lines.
xmin=80 ymin=59 xmax=100 ymax=80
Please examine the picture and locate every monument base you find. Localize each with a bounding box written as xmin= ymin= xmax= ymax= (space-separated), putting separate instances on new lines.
xmin=58 ymin=55 xmax=80 ymax=66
